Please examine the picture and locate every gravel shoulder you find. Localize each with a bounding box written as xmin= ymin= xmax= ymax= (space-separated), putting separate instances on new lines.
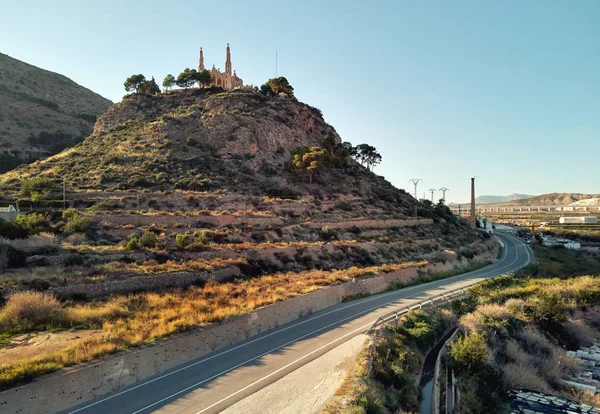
xmin=221 ymin=334 xmax=368 ymax=414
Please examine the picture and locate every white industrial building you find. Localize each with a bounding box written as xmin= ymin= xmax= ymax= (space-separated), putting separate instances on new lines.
xmin=0 ymin=205 xmax=17 ymax=221
xmin=559 ymin=216 xmax=598 ymax=224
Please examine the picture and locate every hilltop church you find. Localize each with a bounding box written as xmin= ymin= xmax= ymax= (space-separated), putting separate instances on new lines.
xmin=199 ymin=44 xmax=244 ymax=89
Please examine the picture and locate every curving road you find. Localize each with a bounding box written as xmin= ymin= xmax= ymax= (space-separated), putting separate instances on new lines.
xmin=66 ymin=232 xmax=532 ymax=414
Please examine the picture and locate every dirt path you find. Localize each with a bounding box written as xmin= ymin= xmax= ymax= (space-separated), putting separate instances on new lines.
xmin=221 ymin=334 xmax=367 ymax=414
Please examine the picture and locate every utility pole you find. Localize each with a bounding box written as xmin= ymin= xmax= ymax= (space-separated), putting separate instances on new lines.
xmin=429 ymin=188 xmax=436 ymax=203
xmin=409 ymin=178 xmax=422 ymax=218
xmin=409 ymin=178 xmax=422 ymax=200
xmin=276 ymin=50 xmax=278 ymax=77
xmin=439 ymin=187 xmax=449 ymax=204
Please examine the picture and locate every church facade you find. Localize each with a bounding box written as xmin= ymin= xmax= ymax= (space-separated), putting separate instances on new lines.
xmin=198 ymin=44 xmax=244 ymax=89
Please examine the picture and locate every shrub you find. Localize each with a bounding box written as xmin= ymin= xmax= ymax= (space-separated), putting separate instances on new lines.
xmin=20 ymin=177 xmax=54 ymax=198
xmin=63 ymin=215 xmax=91 ymax=233
xmin=0 ymin=292 xmax=63 ymax=331
xmin=449 ymin=332 xmax=489 ymax=373
xmin=126 ymin=236 xmax=140 ymax=251
xmin=15 ymin=213 xmax=51 ymax=234
xmin=0 ymin=218 xmax=28 ymax=239
xmin=139 ymin=231 xmax=159 ymax=248
xmin=61 ymin=208 xmax=79 ymax=220
xmin=175 ymin=234 xmax=188 ymax=249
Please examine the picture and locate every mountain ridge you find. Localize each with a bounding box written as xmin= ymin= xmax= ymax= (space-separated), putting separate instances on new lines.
xmin=0 ymin=52 xmax=112 ymax=172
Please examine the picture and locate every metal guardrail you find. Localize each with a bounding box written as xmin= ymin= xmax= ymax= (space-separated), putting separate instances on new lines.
xmin=369 ymin=240 xmax=535 ymax=332
xmin=368 ymin=287 xmax=469 ymax=332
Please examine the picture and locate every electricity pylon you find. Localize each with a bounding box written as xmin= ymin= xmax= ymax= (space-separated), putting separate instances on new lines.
xmin=439 ymin=187 xmax=449 ymax=203
xmin=429 ymin=188 xmax=436 ymax=203
xmin=409 ymin=178 xmax=422 ymax=200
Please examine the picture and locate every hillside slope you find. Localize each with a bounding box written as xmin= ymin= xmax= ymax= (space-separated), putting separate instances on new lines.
xmin=475 ymin=193 xmax=534 ymax=204
xmin=0 ymin=52 xmax=112 ymax=172
xmin=495 ymin=193 xmax=600 ymax=206
xmin=0 ymin=88 xmax=413 ymax=211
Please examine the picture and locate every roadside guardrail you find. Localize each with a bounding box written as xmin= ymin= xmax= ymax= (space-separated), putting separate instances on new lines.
xmin=369 ymin=240 xmax=534 ymax=332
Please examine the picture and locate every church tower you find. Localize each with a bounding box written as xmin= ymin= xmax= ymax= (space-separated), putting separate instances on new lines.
xmin=225 ymin=43 xmax=232 ymax=76
xmin=198 ymin=47 xmax=205 ymax=71
xmin=225 ymin=43 xmax=232 ymax=88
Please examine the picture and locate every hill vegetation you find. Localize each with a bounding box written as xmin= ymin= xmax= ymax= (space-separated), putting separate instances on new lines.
xmin=0 ymin=82 xmax=488 ymax=389
xmin=0 ymin=53 xmax=112 ymax=173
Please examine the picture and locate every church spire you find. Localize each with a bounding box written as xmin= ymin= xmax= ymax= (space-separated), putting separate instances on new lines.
xmin=198 ymin=47 xmax=204 ymax=71
xmin=225 ymin=43 xmax=232 ymax=76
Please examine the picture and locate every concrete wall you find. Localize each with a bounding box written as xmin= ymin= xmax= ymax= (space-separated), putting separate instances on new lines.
xmin=306 ymin=218 xmax=433 ymax=229
xmin=49 ymin=268 xmax=240 ymax=298
xmin=0 ymin=239 xmax=497 ymax=414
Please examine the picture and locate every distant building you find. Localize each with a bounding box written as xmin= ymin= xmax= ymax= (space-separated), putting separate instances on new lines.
xmin=0 ymin=205 xmax=18 ymax=221
xmin=559 ymin=216 xmax=598 ymax=224
xmin=198 ymin=44 xmax=244 ymax=89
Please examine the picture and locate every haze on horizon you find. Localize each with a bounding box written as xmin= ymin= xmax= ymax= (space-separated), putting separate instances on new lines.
xmin=1 ymin=0 xmax=598 ymax=202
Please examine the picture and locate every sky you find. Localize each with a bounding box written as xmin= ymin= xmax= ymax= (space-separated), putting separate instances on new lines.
xmin=1 ymin=0 xmax=599 ymax=202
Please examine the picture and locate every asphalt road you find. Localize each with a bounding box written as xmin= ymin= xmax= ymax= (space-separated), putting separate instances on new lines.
xmin=66 ymin=232 xmax=532 ymax=414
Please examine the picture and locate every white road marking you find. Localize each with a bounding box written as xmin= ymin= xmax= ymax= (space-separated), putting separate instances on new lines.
xmin=70 ymin=234 xmax=525 ymax=414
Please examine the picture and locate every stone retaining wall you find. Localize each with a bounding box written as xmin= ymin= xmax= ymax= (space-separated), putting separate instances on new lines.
xmin=49 ymin=268 xmax=240 ymax=298
xmin=92 ymin=213 xmax=283 ymax=229
xmin=306 ymin=218 xmax=433 ymax=229
xmin=0 ymin=239 xmax=497 ymax=414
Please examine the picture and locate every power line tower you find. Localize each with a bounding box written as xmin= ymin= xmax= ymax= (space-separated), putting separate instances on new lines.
xmin=429 ymin=188 xmax=436 ymax=203
xmin=409 ymin=178 xmax=422 ymax=217
xmin=439 ymin=187 xmax=449 ymax=204
xmin=409 ymin=178 xmax=422 ymax=200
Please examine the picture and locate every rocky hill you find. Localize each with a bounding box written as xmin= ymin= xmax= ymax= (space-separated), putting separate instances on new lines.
xmin=0 ymin=52 xmax=112 ymax=172
xmin=494 ymin=193 xmax=600 ymax=206
xmin=475 ymin=193 xmax=534 ymax=204
xmin=0 ymin=87 xmax=413 ymax=211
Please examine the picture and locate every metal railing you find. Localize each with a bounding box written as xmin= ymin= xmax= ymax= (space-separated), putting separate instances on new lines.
xmin=369 ymin=241 xmax=534 ymax=332
xmin=369 ymin=287 xmax=469 ymax=332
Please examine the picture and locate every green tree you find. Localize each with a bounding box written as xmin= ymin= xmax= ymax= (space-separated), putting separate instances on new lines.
xmin=137 ymin=77 xmax=161 ymax=95
xmin=176 ymin=68 xmax=199 ymax=88
xmin=20 ymin=176 xmax=54 ymax=200
xmin=259 ymin=83 xmax=274 ymax=96
xmin=162 ymin=74 xmax=175 ymax=91
xmin=291 ymin=146 xmax=327 ymax=184
xmin=355 ymin=143 xmax=382 ymax=171
xmin=266 ymin=77 xmax=294 ymax=97
xmin=197 ymin=69 xmax=212 ymax=87
xmin=124 ymin=74 xmax=147 ymax=93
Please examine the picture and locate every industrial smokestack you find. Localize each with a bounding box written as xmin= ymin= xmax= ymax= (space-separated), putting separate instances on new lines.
xmin=470 ymin=177 xmax=476 ymax=229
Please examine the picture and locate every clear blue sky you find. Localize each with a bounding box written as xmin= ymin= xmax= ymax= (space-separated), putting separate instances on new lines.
xmin=2 ymin=0 xmax=599 ymax=202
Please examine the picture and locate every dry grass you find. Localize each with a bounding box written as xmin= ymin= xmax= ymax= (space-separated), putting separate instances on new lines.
xmin=100 ymin=258 xmax=246 ymax=275
xmin=0 ymin=233 xmax=58 ymax=252
xmin=0 ymin=261 xmax=426 ymax=387
xmin=0 ymin=292 xmax=126 ymax=332
xmin=502 ymin=362 xmax=551 ymax=393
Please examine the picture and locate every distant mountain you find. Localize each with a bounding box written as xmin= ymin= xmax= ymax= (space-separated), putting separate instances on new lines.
xmin=495 ymin=193 xmax=600 ymax=206
xmin=0 ymin=52 xmax=112 ymax=172
xmin=475 ymin=194 xmax=534 ymax=205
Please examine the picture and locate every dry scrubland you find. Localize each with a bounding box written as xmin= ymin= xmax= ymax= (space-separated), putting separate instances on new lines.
xmin=328 ymin=245 xmax=600 ymax=414
xmin=0 ymin=190 xmax=485 ymax=388
xmin=0 ymin=87 xmax=485 ymax=389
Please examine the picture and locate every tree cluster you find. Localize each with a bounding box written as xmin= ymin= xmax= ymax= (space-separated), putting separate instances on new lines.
xmin=124 ymin=74 xmax=160 ymax=95
xmin=290 ymin=133 xmax=382 ymax=183
xmin=170 ymin=69 xmax=212 ymax=89
xmin=259 ymin=77 xmax=294 ymax=97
